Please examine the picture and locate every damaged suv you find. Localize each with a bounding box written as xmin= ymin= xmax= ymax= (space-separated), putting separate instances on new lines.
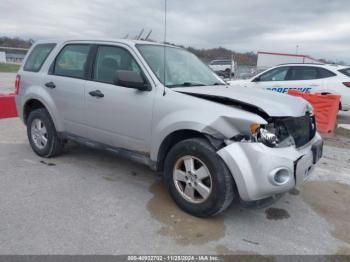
xmin=15 ymin=39 xmax=323 ymax=217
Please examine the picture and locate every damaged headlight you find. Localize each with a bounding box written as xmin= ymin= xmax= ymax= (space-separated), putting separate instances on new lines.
xmin=256 ymin=121 xmax=295 ymax=148
xmin=226 ymin=121 xmax=295 ymax=148
xmin=258 ymin=127 xmax=278 ymax=147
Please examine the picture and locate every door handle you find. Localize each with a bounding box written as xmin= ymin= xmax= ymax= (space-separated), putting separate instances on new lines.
xmin=310 ymin=84 xmax=319 ymax=87
xmin=89 ymin=90 xmax=104 ymax=98
xmin=45 ymin=82 xmax=56 ymax=89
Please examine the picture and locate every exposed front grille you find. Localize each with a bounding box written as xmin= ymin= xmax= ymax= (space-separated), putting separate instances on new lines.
xmin=280 ymin=114 xmax=316 ymax=148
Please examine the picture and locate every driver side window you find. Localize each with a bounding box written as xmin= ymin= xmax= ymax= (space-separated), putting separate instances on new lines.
xmin=259 ymin=67 xmax=289 ymax=82
xmin=93 ymin=46 xmax=142 ymax=84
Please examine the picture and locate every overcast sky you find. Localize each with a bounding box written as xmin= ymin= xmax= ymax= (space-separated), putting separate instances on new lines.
xmin=1 ymin=0 xmax=349 ymax=63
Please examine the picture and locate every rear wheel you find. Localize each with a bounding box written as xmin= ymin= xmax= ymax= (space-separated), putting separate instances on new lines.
xmin=164 ymin=138 xmax=235 ymax=217
xmin=27 ymin=108 xmax=64 ymax=158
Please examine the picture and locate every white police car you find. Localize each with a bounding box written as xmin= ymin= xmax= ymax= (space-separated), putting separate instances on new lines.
xmin=228 ymin=63 xmax=350 ymax=111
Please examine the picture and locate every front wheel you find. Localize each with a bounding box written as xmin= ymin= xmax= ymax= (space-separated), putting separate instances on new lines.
xmin=164 ymin=138 xmax=235 ymax=217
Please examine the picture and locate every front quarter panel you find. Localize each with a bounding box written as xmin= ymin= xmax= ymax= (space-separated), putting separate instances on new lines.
xmin=150 ymin=88 xmax=267 ymax=161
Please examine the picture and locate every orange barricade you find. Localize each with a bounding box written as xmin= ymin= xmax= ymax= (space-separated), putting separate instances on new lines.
xmin=288 ymin=90 xmax=340 ymax=133
xmin=0 ymin=93 xmax=18 ymax=119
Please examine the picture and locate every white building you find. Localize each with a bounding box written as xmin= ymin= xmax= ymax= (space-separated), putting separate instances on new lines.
xmin=0 ymin=52 xmax=6 ymax=63
xmin=0 ymin=47 xmax=28 ymax=64
xmin=257 ymin=51 xmax=321 ymax=72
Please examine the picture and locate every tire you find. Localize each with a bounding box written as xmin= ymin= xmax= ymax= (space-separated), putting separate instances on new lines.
xmin=164 ymin=138 xmax=235 ymax=217
xmin=27 ymin=108 xmax=64 ymax=158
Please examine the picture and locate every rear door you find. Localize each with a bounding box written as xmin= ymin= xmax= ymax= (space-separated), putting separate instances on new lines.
xmin=288 ymin=66 xmax=318 ymax=93
xmin=83 ymin=44 xmax=154 ymax=153
xmin=45 ymin=43 xmax=92 ymax=135
xmin=285 ymin=66 xmax=332 ymax=93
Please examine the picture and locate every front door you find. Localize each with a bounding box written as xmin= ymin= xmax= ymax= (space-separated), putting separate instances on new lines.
xmin=84 ymin=45 xmax=154 ymax=153
xmin=250 ymin=66 xmax=291 ymax=93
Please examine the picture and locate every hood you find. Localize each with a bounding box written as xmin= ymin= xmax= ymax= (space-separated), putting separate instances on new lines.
xmin=226 ymin=79 xmax=250 ymax=86
xmin=172 ymin=85 xmax=310 ymax=118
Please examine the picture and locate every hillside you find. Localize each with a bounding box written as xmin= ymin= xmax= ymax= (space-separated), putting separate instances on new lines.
xmin=0 ymin=36 xmax=258 ymax=66
xmin=187 ymin=47 xmax=257 ymax=66
xmin=0 ymin=37 xmax=33 ymax=49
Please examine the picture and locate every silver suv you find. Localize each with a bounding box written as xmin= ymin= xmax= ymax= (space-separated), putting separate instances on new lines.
xmin=15 ymin=39 xmax=323 ymax=217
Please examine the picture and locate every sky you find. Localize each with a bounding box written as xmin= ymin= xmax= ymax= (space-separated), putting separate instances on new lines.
xmin=0 ymin=0 xmax=349 ymax=63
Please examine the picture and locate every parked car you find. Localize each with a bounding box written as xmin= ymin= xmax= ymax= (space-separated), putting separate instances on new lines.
xmin=15 ymin=39 xmax=323 ymax=217
xmin=228 ymin=63 xmax=350 ymax=111
xmin=208 ymin=59 xmax=235 ymax=78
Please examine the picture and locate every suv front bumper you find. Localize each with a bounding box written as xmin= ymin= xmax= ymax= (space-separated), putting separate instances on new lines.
xmin=217 ymin=133 xmax=323 ymax=201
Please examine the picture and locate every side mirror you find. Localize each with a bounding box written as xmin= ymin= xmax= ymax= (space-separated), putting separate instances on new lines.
xmin=114 ymin=70 xmax=149 ymax=91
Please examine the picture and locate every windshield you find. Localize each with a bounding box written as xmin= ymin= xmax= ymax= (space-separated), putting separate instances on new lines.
xmin=136 ymin=44 xmax=224 ymax=87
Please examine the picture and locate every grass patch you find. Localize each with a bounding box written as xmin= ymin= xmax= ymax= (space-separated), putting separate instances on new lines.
xmin=0 ymin=63 xmax=20 ymax=73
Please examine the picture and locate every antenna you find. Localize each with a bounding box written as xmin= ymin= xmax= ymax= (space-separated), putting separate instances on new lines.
xmin=145 ymin=30 xmax=152 ymax=41
xmin=162 ymin=0 xmax=167 ymax=96
xmin=137 ymin=28 xmax=144 ymax=40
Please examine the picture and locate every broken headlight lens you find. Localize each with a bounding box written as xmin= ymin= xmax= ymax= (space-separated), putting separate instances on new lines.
xmin=257 ymin=121 xmax=295 ymax=148
xmin=258 ymin=127 xmax=278 ymax=147
xmin=226 ymin=121 xmax=295 ymax=148
xmin=226 ymin=122 xmax=295 ymax=148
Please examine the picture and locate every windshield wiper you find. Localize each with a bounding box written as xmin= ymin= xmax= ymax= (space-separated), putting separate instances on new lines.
xmin=168 ymin=82 xmax=206 ymax=88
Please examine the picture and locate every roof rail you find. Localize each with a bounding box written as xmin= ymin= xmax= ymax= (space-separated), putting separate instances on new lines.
xmin=277 ymin=62 xmax=325 ymax=66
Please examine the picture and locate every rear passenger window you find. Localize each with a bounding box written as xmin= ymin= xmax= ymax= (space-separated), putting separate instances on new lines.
xmin=23 ymin=44 xmax=56 ymax=72
xmin=53 ymin=44 xmax=90 ymax=79
xmin=289 ymin=67 xmax=318 ymax=80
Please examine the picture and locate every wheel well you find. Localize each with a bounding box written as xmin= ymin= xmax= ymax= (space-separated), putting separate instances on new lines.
xmin=23 ymin=99 xmax=46 ymax=124
xmin=156 ymin=130 xmax=207 ymax=172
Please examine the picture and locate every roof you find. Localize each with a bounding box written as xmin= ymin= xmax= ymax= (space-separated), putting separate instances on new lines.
xmin=275 ymin=63 xmax=348 ymax=70
xmin=34 ymin=38 xmax=172 ymax=48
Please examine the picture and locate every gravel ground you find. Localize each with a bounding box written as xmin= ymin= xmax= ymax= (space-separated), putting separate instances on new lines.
xmin=337 ymin=110 xmax=350 ymax=125
xmin=0 ymin=117 xmax=349 ymax=256
xmin=0 ymin=72 xmax=16 ymax=93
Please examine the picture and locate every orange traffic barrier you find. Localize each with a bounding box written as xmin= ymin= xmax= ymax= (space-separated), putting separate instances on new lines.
xmin=0 ymin=93 xmax=18 ymax=119
xmin=288 ymin=90 xmax=340 ymax=133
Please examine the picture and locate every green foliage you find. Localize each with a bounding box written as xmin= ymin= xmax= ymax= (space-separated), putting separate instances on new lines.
xmin=0 ymin=37 xmax=33 ymax=48
xmin=0 ymin=63 xmax=20 ymax=73
xmin=187 ymin=46 xmax=257 ymax=66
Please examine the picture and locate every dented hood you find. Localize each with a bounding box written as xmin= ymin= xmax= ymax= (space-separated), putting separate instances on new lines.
xmin=173 ymin=85 xmax=310 ymax=118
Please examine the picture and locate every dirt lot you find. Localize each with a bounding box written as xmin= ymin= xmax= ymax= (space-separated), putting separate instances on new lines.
xmin=1 ymin=72 xmax=350 ymax=256
xmin=0 ymin=72 xmax=16 ymax=93
xmin=0 ymin=117 xmax=349 ymax=255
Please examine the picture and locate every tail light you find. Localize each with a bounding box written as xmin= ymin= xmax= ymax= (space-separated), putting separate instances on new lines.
xmin=15 ymin=74 xmax=21 ymax=95
xmin=343 ymin=82 xmax=350 ymax=88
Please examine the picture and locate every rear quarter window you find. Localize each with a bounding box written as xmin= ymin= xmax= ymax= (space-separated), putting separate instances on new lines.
xmin=317 ymin=68 xmax=336 ymax=78
xmin=23 ymin=44 xmax=56 ymax=72
xmin=339 ymin=68 xmax=350 ymax=77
